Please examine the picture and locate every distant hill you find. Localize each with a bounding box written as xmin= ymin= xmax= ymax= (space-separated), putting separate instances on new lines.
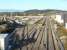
xmin=0 ymin=9 xmax=67 ymax=16
xmin=23 ymin=9 xmax=67 ymax=15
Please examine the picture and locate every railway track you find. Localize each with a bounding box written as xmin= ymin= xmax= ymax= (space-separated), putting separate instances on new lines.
xmin=12 ymin=16 xmax=64 ymax=50
xmin=50 ymin=18 xmax=64 ymax=50
xmin=48 ymin=17 xmax=64 ymax=50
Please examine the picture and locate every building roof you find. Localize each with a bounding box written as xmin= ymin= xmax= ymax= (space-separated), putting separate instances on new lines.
xmin=0 ymin=34 xmax=8 ymax=39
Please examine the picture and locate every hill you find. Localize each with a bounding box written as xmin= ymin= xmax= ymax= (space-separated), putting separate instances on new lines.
xmin=0 ymin=9 xmax=67 ymax=16
xmin=23 ymin=9 xmax=67 ymax=15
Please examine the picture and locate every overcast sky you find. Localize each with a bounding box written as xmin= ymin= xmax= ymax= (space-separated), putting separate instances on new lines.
xmin=0 ymin=0 xmax=67 ymax=10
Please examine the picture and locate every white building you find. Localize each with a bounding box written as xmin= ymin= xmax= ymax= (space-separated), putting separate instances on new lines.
xmin=0 ymin=34 xmax=8 ymax=50
xmin=50 ymin=14 xmax=64 ymax=24
xmin=55 ymin=15 xmax=64 ymax=24
xmin=50 ymin=13 xmax=67 ymax=29
xmin=0 ymin=33 xmax=14 ymax=50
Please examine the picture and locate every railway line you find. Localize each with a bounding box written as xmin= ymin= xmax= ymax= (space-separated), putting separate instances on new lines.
xmin=50 ymin=18 xmax=64 ymax=50
xmin=11 ymin=16 xmax=64 ymax=50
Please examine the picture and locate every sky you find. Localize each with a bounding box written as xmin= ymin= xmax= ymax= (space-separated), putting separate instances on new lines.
xmin=0 ymin=0 xmax=67 ymax=11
